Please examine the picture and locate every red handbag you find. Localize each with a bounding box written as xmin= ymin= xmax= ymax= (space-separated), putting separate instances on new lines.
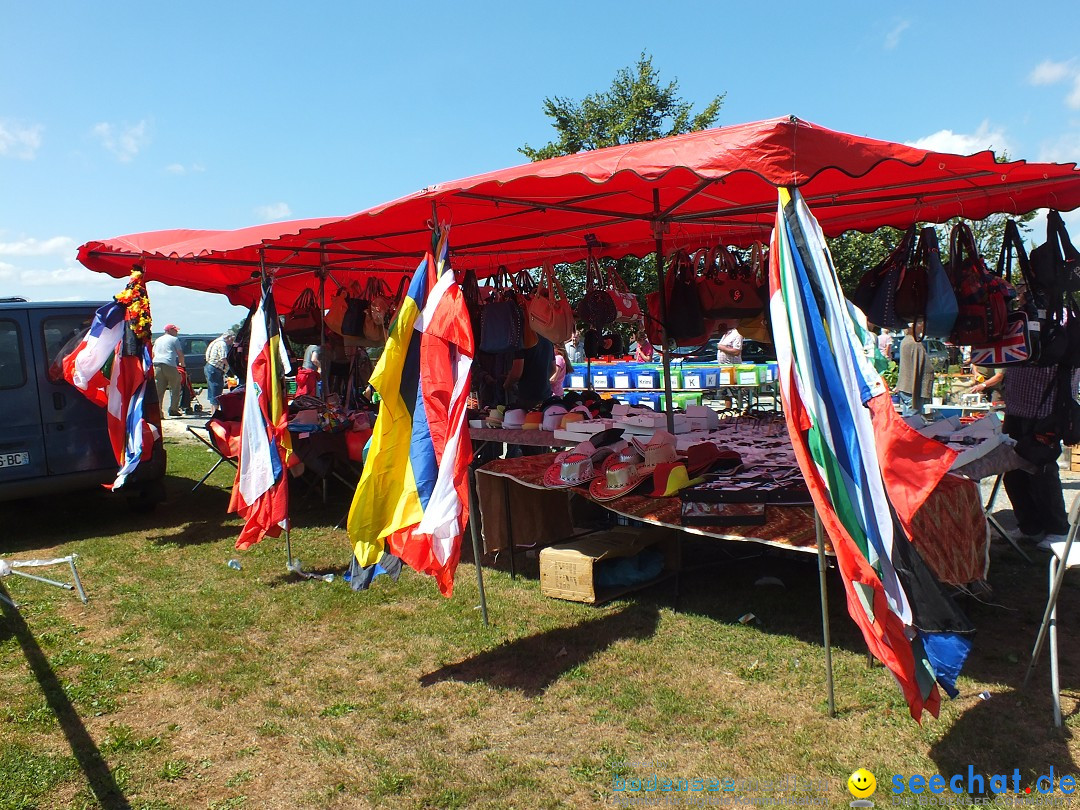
xmin=603 ymin=262 xmax=643 ymax=323
xmin=696 ymin=245 xmax=765 ymax=319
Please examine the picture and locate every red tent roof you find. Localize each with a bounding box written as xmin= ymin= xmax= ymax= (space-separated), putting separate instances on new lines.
xmin=79 ymin=116 xmax=1080 ymax=311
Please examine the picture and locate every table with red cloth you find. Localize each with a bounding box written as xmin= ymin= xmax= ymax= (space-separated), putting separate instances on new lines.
xmin=475 ymin=452 xmax=989 ymax=586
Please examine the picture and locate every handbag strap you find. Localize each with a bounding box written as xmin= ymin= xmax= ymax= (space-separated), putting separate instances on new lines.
xmin=544 ymin=262 xmax=569 ymax=303
xmin=948 ymin=221 xmax=983 ymax=280
xmin=996 ymin=220 xmax=1037 ymax=290
xmin=603 ymin=261 xmax=632 ymax=294
xmin=585 ymin=254 xmax=605 ymax=292
xmin=513 ymin=269 xmax=537 ymax=296
xmin=293 ymin=287 xmax=318 ymax=311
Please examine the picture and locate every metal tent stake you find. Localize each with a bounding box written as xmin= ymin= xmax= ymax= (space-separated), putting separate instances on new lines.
xmin=815 ymin=511 xmax=836 ymax=718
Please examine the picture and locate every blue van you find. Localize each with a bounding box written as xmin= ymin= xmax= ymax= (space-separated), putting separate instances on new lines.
xmin=0 ymin=299 xmax=165 ymax=506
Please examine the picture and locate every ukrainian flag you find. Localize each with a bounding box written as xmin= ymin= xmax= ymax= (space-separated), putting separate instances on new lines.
xmin=347 ymin=233 xmax=474 ymax=596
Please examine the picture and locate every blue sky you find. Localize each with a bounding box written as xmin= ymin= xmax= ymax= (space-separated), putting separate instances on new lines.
xmin=2 ymin=1 xmax=1080 ymax=332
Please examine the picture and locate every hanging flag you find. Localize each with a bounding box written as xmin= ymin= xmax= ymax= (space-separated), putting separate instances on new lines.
xmin=228 ymin=274 xmax=292 ymax=550
xmin=60 ymin=266 xmax=162 ymax=490
xmin=61 ymin=301 xmax=126 ymax=408
xmin=770 ymin=188 xmax=973 ymax=721
xmin=347 ymin=231 xmax=474 ymax=596
xmin=106 ymin=321 xmax=157 ymax=490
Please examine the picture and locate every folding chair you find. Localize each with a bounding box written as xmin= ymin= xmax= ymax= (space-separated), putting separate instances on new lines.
xmin=187 ymin=418 xmax=241 ymax=491
xmin=1024 ymin=492 xmax=1080 ymax=726
xmin=0 ymin=554 xmax=88 ymax=607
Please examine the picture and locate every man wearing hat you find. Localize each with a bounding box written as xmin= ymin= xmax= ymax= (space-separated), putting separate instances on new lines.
xmin=152 ymin=324 xmax=186 ymax=417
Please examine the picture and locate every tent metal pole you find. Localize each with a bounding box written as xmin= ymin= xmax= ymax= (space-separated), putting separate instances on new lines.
xmin=653 ymin=190 xmax=674 ymax=433
xmin=815 ymin=510 xmax=836 ymax=717
xmin=467 ymin=465 xmax=490 ymax=626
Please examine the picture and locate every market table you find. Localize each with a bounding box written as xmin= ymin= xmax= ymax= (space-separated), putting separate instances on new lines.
xmin=474 ymin=452 xmax=989 ymax=588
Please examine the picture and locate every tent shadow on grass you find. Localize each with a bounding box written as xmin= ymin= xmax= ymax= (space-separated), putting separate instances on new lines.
xmin=418 ymin=603 xmax=661 ymax=697
xmin=929 ymin=686 xmax=1077 ymax=797
xmin=0 ymin=583 xmax=132 ymax=810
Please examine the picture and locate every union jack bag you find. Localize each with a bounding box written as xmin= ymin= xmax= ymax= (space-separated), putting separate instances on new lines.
xmin=969 ymin=310 xmax=1032 ymax=367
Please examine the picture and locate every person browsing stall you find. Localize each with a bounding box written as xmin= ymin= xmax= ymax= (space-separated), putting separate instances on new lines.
xmin=152 ymin=324 xmax=185 ymax=417
xmin=633 ymin=328 xmax=655 ymax=362
xmin=896 ymin=326 xmax=933 ymax=417
xmin=1002 ymin=364 xmax=1077 ymax=547
xmin=203 ymin=332 xmax=234 ymax=410
xmin=716 ymin=325 xmax=743 ymax=364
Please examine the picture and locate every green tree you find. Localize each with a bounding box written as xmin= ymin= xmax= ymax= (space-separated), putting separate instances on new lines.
xmin=521 ymin=53 xmax=724 ymax=324
xmin=520 ymin=53 xmax=723 ymax=162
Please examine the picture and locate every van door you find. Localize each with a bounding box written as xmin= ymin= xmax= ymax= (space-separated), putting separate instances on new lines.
xmin=0 ymin=312 xmax=48 ymax=482
xmin=29 ymin=307 xmax=114 ymax=475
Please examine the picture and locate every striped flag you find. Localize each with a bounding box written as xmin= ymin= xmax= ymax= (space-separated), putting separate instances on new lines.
xmin=62 ymin=301 xmax=125 ymax=408
xmin=228 ymin=274 xmax=292 ymax=550
xmin=770 ymin=188 xmax=974 ymax=721
xmin=106 ymin=322 xmax=158 ymax=490
xmin=347 ymin=231 xmax=474 ymax=596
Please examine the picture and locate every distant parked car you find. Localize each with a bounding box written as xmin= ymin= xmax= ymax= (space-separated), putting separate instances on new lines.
xmin=674 ymin=337 xmax=777 ymax=363
xmin=174 ymin=334 xmax=217 ymax=386
xmin=888 ymin=334 xmax=949 ymax=371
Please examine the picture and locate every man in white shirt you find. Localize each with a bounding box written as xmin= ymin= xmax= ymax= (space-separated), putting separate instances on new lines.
xmin=152 ymin=324 xmax=186 ymax=416
xmin=716 ymin=326 xmax=743 ymax=364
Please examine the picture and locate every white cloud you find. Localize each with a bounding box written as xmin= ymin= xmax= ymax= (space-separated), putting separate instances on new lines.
xmin=0 ymin=120 xmax=43 ymax=160
xmin=883 ymin=20 xmax=909 ymax=51
xmin=0 ymin=236 xmax=76 ymax=257
xmin=165 ymin=162 xmax=205 ymax=175
xmin=19 ymin=265 xmax=116 ymax=288
xmin=91 ymin=119 xmax=150 ymax=162
xmin=1038 ymin=131 xmax=1080 ymax=164
xmin=1068 ymin=75 xmax=1080 ymax=110
xmin=1030 ymin=59 xmax=1073 ymax=86
xmin=907 ymin=121 xmax=1012 ymax=157
xmin=255 ymin=202 xmax=291 ymax=221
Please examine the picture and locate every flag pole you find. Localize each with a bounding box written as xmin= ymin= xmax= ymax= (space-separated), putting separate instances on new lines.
xmin=653 ymin=190 xmax=674 ymax=432
xmin=815 ymin=509 xmax=836 ymax=717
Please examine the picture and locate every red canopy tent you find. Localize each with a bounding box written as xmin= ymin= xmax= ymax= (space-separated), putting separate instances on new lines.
xmin=78 ymin=115 xmax=1080 ymax=312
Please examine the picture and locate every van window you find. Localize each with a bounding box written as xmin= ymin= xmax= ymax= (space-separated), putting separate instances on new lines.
xmin=42 ymin=314 xmax=95 ymax=381
xmin=0 ymin=319 xmax=26 ymax=389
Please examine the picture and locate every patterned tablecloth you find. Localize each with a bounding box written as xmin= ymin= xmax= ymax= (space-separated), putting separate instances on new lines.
xmin=469 ymin=428 xmax=577 ymax=448
xmin=476 ymin=453 xmax=990 ymax=585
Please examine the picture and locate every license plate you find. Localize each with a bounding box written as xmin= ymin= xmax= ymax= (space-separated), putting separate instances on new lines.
xmin=0 ymin=452 xmax=29 ymax=468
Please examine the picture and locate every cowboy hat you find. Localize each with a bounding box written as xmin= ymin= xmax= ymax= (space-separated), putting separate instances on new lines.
xmin=682 ymin=443 xmax=743 ymax=477
xmin=590 ymin=460 xmax=648 ymax=501
xmin=649 ymin=462 xmax=705 ymax=498
xmin=542 ymin=452 xmax=601 ymax=489
xmin=541 ymin=404 xmax=568 ymax=432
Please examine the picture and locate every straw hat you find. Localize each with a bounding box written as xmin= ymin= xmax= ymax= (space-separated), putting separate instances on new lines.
xmin=542 ymin=452 xmax=600 ymax=488
xmin=589 ymin=460 xmax=648 ymax=501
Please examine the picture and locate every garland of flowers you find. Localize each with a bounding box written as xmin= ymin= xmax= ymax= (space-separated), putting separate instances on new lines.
xmin=113 ymin=264 xmax=153 ymax=342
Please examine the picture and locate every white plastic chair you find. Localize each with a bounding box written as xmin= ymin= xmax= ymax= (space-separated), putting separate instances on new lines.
xmin=1024 ymin=493 xmax=1080 ymax=726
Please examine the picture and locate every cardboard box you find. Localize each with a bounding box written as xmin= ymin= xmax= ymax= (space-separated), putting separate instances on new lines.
xmin=540 ymin=526 xmax=681 ymax=604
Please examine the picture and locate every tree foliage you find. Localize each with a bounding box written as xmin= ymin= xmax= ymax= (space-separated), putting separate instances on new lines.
xmin=520 ymin=53 xmax=724 ymax=162
xmin=520 ymin=53 xmax=723 ymax=320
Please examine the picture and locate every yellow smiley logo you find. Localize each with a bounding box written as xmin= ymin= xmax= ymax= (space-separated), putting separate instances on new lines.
xmin=847 ymin=768 xmax=876 ymax=799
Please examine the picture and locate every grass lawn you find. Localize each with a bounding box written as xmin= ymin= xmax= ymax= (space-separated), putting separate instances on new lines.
xmin=2 ymin=437 xmax=1079 ymax=809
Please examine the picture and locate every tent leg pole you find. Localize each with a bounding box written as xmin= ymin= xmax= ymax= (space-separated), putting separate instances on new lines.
xmin=467 ymin=465 xmax=490 ymax=626
xmin=816 ymin=511 xmax=836 ymax=718
xmin=285 ymin=524 xmax=293 ymax=569
xmin=653 ymin=191 xmax=674 ymax=433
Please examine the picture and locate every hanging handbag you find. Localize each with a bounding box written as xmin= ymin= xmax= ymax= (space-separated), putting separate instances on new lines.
xmin=479 ymin=274 xmax=524 ymax=355
xmin=325 ymin=284 xmax=355 ymax=337
xmin=948 ymin=222 xmax=1009 ymax=347
xmin=529 ymin=263 xmax=575 ymax=344
xmin=914 ymin=227 xmax=958 ymax=340
xmin=645 ymin=249 xmax=709 ymax=348
xmin=341 ymin=297 xmax=369 ymax=339
xmin=852 ymin=225 xmax=916 ymax=329
xmin=283 ymin=288 xmax=322 ymax=344
xmin=969 ymin=311 xmax=1032 ymax=367
xmin=1031 ymin=210 xmax=1080 ymax=302
xmin=512 ymin=269 xmax=539 ymax=349
xmin=603 ymin=262 xmax=643 ymax=323
xmin=697 ymin=245 xmax=765 ymax=319
xmin=894 ymin=231 xmax=929 ymax=325
xmin=460 ymin=268 xmax=484 ymax=342
xmin=576 ymin=255 xmax=617 ymax=328
xmin=361 ymin=278 xmax=392 ymax=346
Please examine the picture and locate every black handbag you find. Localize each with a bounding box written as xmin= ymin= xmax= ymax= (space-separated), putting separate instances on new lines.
xmin=852 ymin=225 xmax=916 ymax=329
